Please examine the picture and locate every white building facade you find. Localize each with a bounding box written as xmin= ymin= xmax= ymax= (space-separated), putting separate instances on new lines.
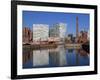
xmin=50 ymin=23 xmax=67 ymax=41
xmin=33 ymin=24 xmax=49 ymax=41
xmin=59 ymin=23 xmax=67 ymax=38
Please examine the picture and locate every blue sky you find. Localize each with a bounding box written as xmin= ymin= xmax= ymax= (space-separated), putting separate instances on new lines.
xmin=23 ymin=11 xmax=89 ymax=36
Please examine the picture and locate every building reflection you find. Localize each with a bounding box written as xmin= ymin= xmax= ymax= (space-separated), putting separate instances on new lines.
xmin=23 ymin=48 xmax=33 ymax=68
xmin=32 ymin=45 xmax=67 ymax=67
xmin=75 ymin=49 xmax=89 ymax=66
xmin=49 ymin=45 xmax=66 ymax=66
xmin=66 ymin=49 xmax=89 ymax=66
xmin=75 ymin=50 xmax=80 ymax=65
xmin=23 ymin=45 xmax=89 ymax=68
xmin=33 ymin=49 xmax=49 ymax=67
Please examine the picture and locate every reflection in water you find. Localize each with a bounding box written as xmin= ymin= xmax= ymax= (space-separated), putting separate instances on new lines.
xmin=33 ymin=50 xmax=49 ymax=66
xmin=23 ymin=45 xmax=89 ymax=69
xmin=49 ymin=45 xmax=66 ymax=67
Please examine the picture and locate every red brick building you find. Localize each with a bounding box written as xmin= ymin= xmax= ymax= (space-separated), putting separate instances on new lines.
xmin=23 ymin=27 xmax=33 ymax=44
xmin=78 ymin=31 xmax=88 ymax=43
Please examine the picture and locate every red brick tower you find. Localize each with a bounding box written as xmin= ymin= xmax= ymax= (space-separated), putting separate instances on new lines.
xmin=76 ymin=16 xmax=79 ymax=43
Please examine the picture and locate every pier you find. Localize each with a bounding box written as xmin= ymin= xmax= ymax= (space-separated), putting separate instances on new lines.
xmin=65 ymin=43 xmax=81 ymax=49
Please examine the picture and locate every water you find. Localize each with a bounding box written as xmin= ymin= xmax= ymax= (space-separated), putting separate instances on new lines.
xmin=23 ymin=45 xmax=89 ymax=69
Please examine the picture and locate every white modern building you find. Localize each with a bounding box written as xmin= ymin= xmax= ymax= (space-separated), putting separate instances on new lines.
xmin=33 ymin=24 xmax=49 ymax=41
xmin=49 ymin=23 xmax=67 ymax=41
xmin=59 ymin=23 xmax=67 ymax=38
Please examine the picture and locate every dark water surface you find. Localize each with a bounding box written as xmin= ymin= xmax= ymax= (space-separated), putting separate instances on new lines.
xmin=23 ymin=45 xmax=89 ymax=69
